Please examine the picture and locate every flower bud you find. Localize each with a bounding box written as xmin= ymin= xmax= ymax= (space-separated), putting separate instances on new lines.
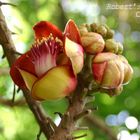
xmin=92 ymin=53 xmax=122 ymax=89
xmin=100 ymin=85 xmax=123 ymax=96
xmin=123 ymin=64 xmax=133 ymax=84
xmin=96 ymin=25 xmax=107 ymax=37
xmin=106 ymin=29 xmax=114 ymax=39
xmin=81 ymin=32 xmax=105 ymax=54
xmin=104 ymin=25 xmax=114 ymax=39
xmin=111 ymin=86 xmax=123 ymax=96
xmin=119 ymin=55 xmax=133 ymax=84
xmin=92 ymin=52 xmax=133 ymax=89
xmin=117 ymin=42 xmax=123 ymax=54
xmin=105 ymin=39 xmax=118 ymax=53
xmin=115 ymin=85 xmax=123 ymax=94
xmin=90 ymin=23 xmax=98 ymax=32
xmin=108 ymin=85 xmax=123 ymax=96
xmin=79 ymin=24 xmax=89 ymax=35
xmin=105 ymin=39 xmax=124 ymax=54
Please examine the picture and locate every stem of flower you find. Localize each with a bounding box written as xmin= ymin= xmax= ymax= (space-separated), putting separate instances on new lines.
xmin=74 ymin=109 xmax=92 ymax=121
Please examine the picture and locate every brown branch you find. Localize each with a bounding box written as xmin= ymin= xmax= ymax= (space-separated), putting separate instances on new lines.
xmin=85 ymin=115 xmax=117 ymax=140
xmin=0 ymin=1 xmax=16 ymax=7
xmin=50 ymin=76 xmax=88 ymax=140
xmin=0 ymin=7 xmax=53 ymax=139
xmin=0 ymin=97 xmax=26 ymax=106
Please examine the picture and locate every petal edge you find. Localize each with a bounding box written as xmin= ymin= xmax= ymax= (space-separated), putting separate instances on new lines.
xmin=33 ymin=21 xmax=63 ymax=40
xmin=65 ymin=37 xmax=84 ymax=74
xmin=31 ymin=66 xmax=77 ymax=100
xmin=64 ymin=19 xmax=81 ymax=44
xmin=10 ymin=52 xmax=35 ymax=88
xmin=18 ymin=69 xmax=37 ymax=91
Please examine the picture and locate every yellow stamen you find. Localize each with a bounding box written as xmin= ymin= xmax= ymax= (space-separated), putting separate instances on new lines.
xmin=34 ymin=33 xmax=63 ymax=47
xmin=55 ymin=37 xmax=63 ymax=46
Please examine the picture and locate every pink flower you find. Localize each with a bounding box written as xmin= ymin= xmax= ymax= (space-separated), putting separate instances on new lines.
xmin=10 ymin=20 xmax=84 ymax=100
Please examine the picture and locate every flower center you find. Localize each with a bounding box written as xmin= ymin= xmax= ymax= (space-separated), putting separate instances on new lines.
xmin=30 ymin=34 xmax=63 ymax=77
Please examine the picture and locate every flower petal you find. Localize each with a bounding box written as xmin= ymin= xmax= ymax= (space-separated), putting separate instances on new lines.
xmin=65 ymin=37 xmax=84 ymax=74
xmin=101 ymin=60 xmax=122 ymax=88
xmin=64 ymin=19 xmax=81 ymax=44
xmin=93 ymin=52 xmax=117 ymax=63
xmin=123 ymin=63 xmax=133 ymax=84
xmin=92 ymin=62 xmax=107 ymax=84
xmin=10 ymin=52 xmax=36 ymax=88
xmin=115 ymin=60 xmax=125 ymax=85
xmin=30 ymin=41 xmax=57 ymax=77
xmin=118 ymin=55 xmax=133 ymax=84
xmin=31 ymin=66 xmax=77 ymax=100
xmin=33 ymin=21 xmax=63 ymax=40
xmin=18 ymin=69 xmax=37 ymax=91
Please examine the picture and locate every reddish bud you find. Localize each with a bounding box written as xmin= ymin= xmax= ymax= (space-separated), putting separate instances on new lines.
xmin=92 ymin=52 xmax=133 ymax=89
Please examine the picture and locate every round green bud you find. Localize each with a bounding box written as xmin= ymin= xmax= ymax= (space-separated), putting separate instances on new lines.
xmin=90 ymin=23 xmax=98 ymax=32
xmin=105 ymin=39 xmax=118 ymax=53
xmin=104 ymin=25 xmax=114 ymax=38
xmin=117 ymin=42 xmax=123 ymax=54
xmin=79 ymin=24 xmax=89 ymax=35
xmin=85 ymin=24 xmax=92 ymax=32
xmin=100 ymin=86 xmax=123 ymax=96
xmin=96 ymin=25 xmax=107 ymax=37
xmin=113 ymin=86 xmax=123 ymax=96
xmin=106 ymin=29 xmax=114 ymax=38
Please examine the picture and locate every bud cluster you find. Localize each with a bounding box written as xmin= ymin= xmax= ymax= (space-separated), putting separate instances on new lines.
xmin=79 ymin=23 xmax=133 ymax=96
xmin=79 ymin=23 xmax=123 ymax=55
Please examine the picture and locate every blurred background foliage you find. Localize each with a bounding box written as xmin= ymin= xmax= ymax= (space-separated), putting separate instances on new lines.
xmin=0 ymin=0 xmax=140 ymax=140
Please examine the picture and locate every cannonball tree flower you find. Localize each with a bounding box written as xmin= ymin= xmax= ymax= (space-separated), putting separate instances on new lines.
xmin=10 ymin=20 xmax=84 ymax=100
xmin=92 ymin=52 xmax=133 ymax=89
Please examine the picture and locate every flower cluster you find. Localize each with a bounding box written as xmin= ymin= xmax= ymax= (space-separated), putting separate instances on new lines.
xmin=10 ymin=20 xmax=133 ymax=100
xmin=79 ymin=23 xmax=133 ymax=96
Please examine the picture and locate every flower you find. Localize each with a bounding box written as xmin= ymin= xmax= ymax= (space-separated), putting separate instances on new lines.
xmin=92 ymin=52 xmax=133 ymax=89
xmin=10 ymin=20 xmax=84 ymax=100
